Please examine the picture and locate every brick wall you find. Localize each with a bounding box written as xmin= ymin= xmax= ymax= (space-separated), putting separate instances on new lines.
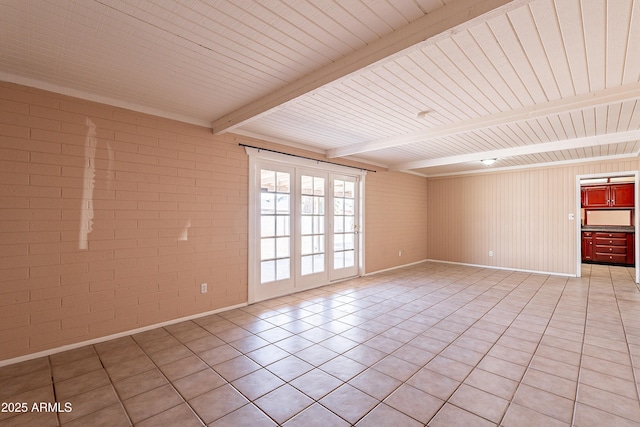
xmin=365 ymin=171 xmax=429 ymax=272
xmin=0 ymin=83 xmax=249 ymax=360
xmin=0 ymin=82 xmax=431 ymax=362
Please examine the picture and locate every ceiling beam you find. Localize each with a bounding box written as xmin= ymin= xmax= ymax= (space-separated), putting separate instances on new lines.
xmin=211 ymin=0 xmax=533 ymax=135
xmin=390 ymin=130 xmax=640 ymax=171
xmin=327 ymin=81 xmax=640 ymax=159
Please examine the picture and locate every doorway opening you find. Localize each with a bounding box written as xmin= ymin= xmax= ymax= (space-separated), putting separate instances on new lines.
xmin=246 ymin=147 xmax=366 ymax=303
xmin=575 ymin=171 xmax=639 ymax=284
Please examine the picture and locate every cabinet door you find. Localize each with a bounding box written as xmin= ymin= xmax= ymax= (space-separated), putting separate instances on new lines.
xmin=582 ymin=185 xmax=610 ymax=207
xmin=581 ymin=233 xmax=593 ymax=261
xmin=610 ymin=184 xmax=634 ymax=207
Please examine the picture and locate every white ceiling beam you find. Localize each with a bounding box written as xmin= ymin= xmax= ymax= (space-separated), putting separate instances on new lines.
xmin=327 ymin=81 xmax=640 ymax=159
xmin=390 ymin=130 xmax=640 ymax=171
xmin=211 ymin=0 xmax=534 ymax=135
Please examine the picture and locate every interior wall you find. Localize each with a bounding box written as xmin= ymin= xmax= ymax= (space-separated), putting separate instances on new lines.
xmin=365 ymin=171 xmax=429 ymax=272
xmin=0 ymin=83 xmax=252 ymax=361
xmin=426 ymin=158 xmax=639 ymax=275
xmin=0 ymin=83 xmax=428 ymax=362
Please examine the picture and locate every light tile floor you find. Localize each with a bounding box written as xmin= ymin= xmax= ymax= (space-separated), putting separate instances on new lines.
xmin=1 ymin=262 xmax=640 ymax=426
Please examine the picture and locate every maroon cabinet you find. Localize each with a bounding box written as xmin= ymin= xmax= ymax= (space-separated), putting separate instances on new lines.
xmin=583 ymin=231 xmax=634 ymax=265
xmin=581 ymin=185 xmax=610 ymax=208
xmin=581 ymin=231 xmax=593 ymax=261
xmin=582 ymin=183 xmax=634 ymax=208
xmin=611 ymin=184 xmax=635 ymax=207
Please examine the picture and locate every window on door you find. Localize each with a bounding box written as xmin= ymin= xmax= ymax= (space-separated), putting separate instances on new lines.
xmin=300 ymin=175 xmax=325 ymax=276
xmin=259 ymin=169 xmax=291 ymax=284
xmin=333 ymin=178 xmax=356 ymax=270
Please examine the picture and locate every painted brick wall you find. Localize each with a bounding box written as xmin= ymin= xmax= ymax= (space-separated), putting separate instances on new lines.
xmin=365 ymin=171 xmax=429 ymax=272
xmin=0 ymin=82 xmax=431 ymax=362
xmin=0 ymin=83 xmax=249 ymax=360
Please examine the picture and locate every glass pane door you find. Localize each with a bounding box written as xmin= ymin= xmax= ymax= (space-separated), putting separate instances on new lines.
xmin=297 ymin=172 xmax=328 ymax=286
xmin=331 ymin=175 xmax=359 ymax=280
xmin=250 ymin=159 xmax=361 ymax=302
xmin=258 ymin=167 xmax=293 ymax=296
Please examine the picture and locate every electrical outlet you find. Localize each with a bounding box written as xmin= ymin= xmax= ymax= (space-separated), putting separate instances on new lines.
xmin=489 ymin=250 xmax=494 ymax=257
xmin=398 ymin=250 xmax=402 ymax=257
xmin=200 ymin=283 xmax=207 ymax=294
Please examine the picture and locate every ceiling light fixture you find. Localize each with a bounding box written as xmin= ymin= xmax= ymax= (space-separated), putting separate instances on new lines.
xmin=481 ymin=158 xmax=497 ymax=166
xmin=416 ymin=110 xmax=430 ymax=118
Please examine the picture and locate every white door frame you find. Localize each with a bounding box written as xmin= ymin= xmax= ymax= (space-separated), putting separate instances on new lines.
xmin=575 ymin=170 xmax=639 ymax=284
xmin=329 ymin=173 xmax=360 ymax=281
xmin=246 ymin=147 xmax=366 ymax=303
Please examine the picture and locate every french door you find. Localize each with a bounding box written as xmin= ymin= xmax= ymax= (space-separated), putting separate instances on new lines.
xmin=331 ymin=174 xmax=359 ymax=280
xmin=251 ymin=161 xmax=361 ymax=302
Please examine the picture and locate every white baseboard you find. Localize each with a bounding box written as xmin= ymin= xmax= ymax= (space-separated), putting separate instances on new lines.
xmin=0 ymin=302 xmax=247 ymax=368
xmin=364 ymin=258 xmax=575 ymax=278
xmin=364 ymin=259 xmax=429 ymax=276
xmin=426 ymin=259 xmax=576 ymax=278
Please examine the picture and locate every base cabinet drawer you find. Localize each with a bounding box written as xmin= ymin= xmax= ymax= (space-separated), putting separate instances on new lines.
xmin=594 ymin=253 xmax=628 ymax=263
xmin=594 ymin=232 xmax=627 ymax=238
xmin=595 ymin=237 xmax=626 ymax=246
xmin=595 ymin=245 xmax=626 ymax=254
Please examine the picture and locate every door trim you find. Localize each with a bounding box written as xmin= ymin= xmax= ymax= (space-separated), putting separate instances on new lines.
xmin=246 ymin=147 xmax=367 ymax=303
xmin=575 ymin=170 xmax=638 ymax=284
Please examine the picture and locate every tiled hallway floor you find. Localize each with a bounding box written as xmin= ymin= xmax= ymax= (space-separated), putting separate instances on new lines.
xmin=2 ymin=262 xmax=640 ymax=426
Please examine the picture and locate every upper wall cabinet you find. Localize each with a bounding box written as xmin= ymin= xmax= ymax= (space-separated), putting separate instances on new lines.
xmin=582 ymin=183 xmax=635 ymax=208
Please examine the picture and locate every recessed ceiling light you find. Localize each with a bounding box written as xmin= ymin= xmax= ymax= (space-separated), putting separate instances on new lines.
xmin=481 ymin=158 xmax=497 ymax=166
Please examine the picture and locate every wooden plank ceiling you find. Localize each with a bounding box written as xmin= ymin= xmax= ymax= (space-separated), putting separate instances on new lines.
xmin=1 ymin=0 xmax=639 ymax=176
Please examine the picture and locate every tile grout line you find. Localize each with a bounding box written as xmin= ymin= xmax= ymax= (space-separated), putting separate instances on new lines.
xmin=48 ymin=355 xmax=60 ymax=427
xmin=569 ymin=268 xmax=591 ymax=427
xmin=166 ymin=311 xmax=348 ymax=425
xmin=349 ymin=268 xmax=519 ymax=424
xmin=159 ymin=323 xmax=274 ymax=426
xmin=265 ymin=266 xmax=527 ymax=425
xmin=610 ymin=269 xmax=640 ymax=407
xmin=417 ymin=270 xmax=537 ymax=425
xmin=5 ymin=263 xmax=639 ymax=426
xmin=493 ymin=274 xmax=573 ymax=426
xmin=125 ymin=327 xmax=213 ymax=426
xmin=367 ymin=268 xmax=555 ymax=425
xmin=93 ymin=349 xmax=134 ymax=427
xmin=314 ymin=267 xmax=487 ymax=425
xmin=571 ymin=265 xmax=640 ymax=425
